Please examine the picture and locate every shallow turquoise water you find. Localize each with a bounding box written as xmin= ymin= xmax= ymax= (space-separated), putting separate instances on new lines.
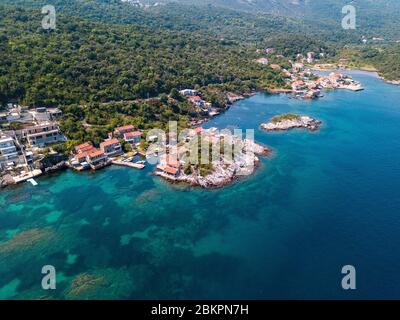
xmin=1 ymin=71 xmax=400 ymax=299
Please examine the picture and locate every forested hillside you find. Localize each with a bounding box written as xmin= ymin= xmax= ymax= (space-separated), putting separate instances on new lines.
xmin=0 ymin=0 xmax=362 ymax=44
xmin=0 ymin=4 xmax=292 ymax=145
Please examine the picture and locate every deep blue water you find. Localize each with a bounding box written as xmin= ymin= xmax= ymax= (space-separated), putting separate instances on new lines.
xmin=0 ymin=71 xmax=399 ymax=299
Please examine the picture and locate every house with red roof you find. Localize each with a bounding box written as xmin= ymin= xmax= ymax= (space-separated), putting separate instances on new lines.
xmin=123 ymin=131 xmax=142 ymax=145
xmin=114 ymin=125 xmax=135 ymax=137
xmin=75 ymin=142 xmax=95 ymax=154
xmin=86 ymin=149 xmax=109 ymax=170
xmin=188 ymin=96 xmax=206 ymax=107
xmin=156 ymin=164 xmax=180 ymax=177
xmin=100 ymin=138 xmax=123 ymax=157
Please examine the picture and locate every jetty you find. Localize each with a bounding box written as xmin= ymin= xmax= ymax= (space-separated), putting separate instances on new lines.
xmin=13 ymin=169 xmax=42 ymax=184
xmin=342 ymin=84 xmax=364 ymax=91
xmin=111 ymin=160 xmax=145 ymax=170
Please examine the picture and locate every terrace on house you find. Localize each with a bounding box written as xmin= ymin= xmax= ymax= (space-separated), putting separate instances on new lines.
xmin=123 ymin=131 xmax=142 ymax=146
xmin=100 ymin=138 xmax=123 ymax=158
xmin=29 ymin=107 xmax=63 ymax=122
xmin=23 ymin=122 xmax=66 ymax=147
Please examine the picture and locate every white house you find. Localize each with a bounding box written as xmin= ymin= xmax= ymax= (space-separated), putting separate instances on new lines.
xmin=0 ymin=135 xmax=19 ymax=165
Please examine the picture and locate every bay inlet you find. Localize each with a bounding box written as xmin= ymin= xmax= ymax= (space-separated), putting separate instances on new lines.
xmin=1 ymin=71 xmax=400 ymax=299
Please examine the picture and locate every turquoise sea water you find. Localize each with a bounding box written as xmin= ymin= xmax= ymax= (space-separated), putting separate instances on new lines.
xmin=1 ymin=71 xmax=400 ymax=299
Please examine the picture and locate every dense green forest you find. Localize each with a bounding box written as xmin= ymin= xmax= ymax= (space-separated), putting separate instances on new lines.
xmin=335 ymin=45 xmax=400 ymax=81
xmin=0 ymin=0 xmax=399 ymax=148
xmin=0 ymin=4 xmax=289 ymax=147
xmin=0 ymin=0 xmax=365 ymax=44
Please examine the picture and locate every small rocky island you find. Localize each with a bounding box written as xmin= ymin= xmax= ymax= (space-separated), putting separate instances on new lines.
xmin=261 ymin=114 xmax=322 ymax=132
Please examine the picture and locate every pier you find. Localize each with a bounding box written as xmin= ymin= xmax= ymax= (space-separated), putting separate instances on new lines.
xmin=13 ymin=169 xmax=42 ymax=184
xmin=111 ymin=160 xmax=145 ymax=170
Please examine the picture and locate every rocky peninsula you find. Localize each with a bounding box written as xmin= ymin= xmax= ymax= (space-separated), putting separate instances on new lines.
xmin=155 ymin=133 xmax=270 ymax=189
xmin=261 ymin=114 xmax=322 ymax=132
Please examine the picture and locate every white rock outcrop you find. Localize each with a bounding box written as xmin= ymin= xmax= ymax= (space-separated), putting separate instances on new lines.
xmin=261 ymin=115 xmax=321 ymax=132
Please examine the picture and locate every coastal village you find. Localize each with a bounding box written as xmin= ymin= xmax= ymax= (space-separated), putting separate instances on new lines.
xmin=1 ymin=48 xmax=367 ymax=189
xmin=256 ymin=49 xmax=364 ymax=99
xmin=0 ymin=89 xmax=267 ymax=189
xmin=0 ymin=102 xmax=147 ymax=187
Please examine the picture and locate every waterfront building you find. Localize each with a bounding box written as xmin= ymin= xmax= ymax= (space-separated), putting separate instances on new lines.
xmin=156 ymin=164 xmax=180 ymax=177
xmin=86 ymin=149 xmax=109 ymax=170
xmin=75 ymin=142 xmax=95 ymax=154
xmin=100 ymin=138 xmax=123 ymax=157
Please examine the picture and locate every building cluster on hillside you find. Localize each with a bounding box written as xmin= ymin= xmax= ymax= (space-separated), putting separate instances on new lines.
xmin=0 ymin=104 xmax=62 ymax=124
xmin=272 ymin=57 xmax=364 ymax=99
xmin=70 ymin=124 xmax=143 ymax=171
xmin=179 ymin=89 xmax=219 ymax=117
xmin=0 ymin=103 xmax=66 ymax=176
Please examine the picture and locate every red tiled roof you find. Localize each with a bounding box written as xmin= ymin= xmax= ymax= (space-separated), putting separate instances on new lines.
xmin=75 ymin=142 xmax=93 ymax=153
xmin=115 ymin=125 xmax=134 ymax=132
xmin=75 ymin=152 xmax=88 ymax=160
xmin=188 ymin=96 xmax=202 ymax=101
xmin=124 ymin=131 xmax=142 ymax=138
xmin=100 ymin=138 xmax=120 ymax=148
xmin=164 ymin=166 xmax=179 ymax=175
xmin=88 ymin=149 xmax=105 ymax=158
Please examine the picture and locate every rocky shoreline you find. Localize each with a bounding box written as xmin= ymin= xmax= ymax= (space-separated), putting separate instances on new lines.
xmin=156 ymin=140 xmax=270 ymax=189
xmin=261 ymin=114 xmax=322 ymax=132
xmin=0 ymin=154 xmax=68 ymax=189
xmin=380 ymin=77 xmax=400 ymax=85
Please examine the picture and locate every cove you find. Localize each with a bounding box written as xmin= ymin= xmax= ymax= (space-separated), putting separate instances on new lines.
xmin=0 ymin=71 xmax=400 ymax=299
